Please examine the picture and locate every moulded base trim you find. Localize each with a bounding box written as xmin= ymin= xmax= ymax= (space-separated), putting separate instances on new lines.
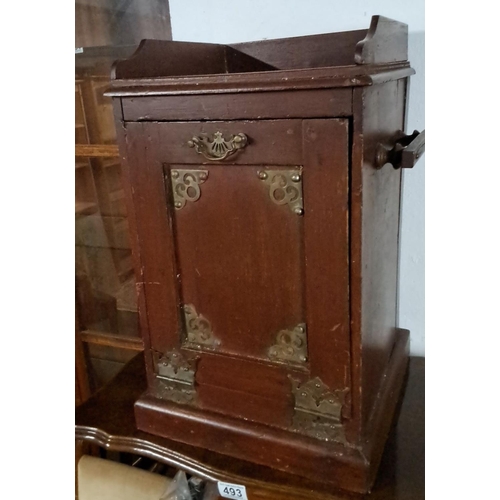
xmin=135 ymin=329 xmax=409 ymax=493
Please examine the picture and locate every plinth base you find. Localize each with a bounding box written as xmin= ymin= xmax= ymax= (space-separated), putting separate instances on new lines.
xmin=135 ymin=330 xmax=409 ymax=493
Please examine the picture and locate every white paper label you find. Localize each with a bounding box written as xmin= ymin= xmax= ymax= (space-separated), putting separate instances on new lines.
xmin=217 ymin=481 xmax=248 ymax=500
xmin=75 ymin=47 xmax=84 ymax=54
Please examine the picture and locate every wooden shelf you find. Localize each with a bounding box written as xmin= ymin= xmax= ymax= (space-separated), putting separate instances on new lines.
xmin=80 ymin=329 xmax=143 ymax=351
xmin=101 ymin=158 xmax=121 ymax=169
xmin=76 ymin=144 xmax=120 ymax=158
xmin=75 ymin=201 xmax=98 ymax=215
xmin=108 ymin=189 xmax=125 ymax=203
xmin=76 ymin=160 xmax=89 ymax=170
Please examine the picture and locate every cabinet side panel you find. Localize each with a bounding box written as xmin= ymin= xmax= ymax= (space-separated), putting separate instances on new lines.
xmin=352 ymin=81 xmax=406 ymax=430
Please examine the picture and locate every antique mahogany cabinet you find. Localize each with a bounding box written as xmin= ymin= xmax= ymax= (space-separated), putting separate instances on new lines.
xmin=106 ymin=16 xmax=424 ymax=494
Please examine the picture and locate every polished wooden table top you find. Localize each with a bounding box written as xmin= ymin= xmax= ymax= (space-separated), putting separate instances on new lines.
xmin=76 ymin=355 xmax=424 ymax=499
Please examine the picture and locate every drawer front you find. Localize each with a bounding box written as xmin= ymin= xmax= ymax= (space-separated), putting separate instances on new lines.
xmin=123 ymin=118 xmax=351 ymax=428
xmin=196 ymin=353 xmax=294 ymax=428
xmin=121 ymin=88 xmax=352 ymax=122
xmin=145 ymin=120 xmax=303 ymax=165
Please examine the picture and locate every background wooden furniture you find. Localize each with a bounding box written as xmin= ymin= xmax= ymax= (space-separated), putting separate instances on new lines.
xmin=75 ymin=46 xmax=143 ymax=400
xmin=75 ymin=0 xmax=172 ymax=402
xmin=76 ymin=354 xmax=424 ymax=500
xmin=106 ymin=15 xmax=424 ymax=493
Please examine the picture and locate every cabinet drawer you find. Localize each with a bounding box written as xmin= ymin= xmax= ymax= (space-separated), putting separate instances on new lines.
xmin=151 ymin=120 xmax=303 ymax=165
xmin=195 ymin=351 xmax=294 ymax=428
xmin=121 ymin=88 xmax=352 ymax=122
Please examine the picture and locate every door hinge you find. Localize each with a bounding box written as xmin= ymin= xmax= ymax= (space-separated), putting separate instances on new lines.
xmin=290 ymin=376 xmax=346 ymax=443
xmin=268 ymin=323 xmax=307 ymax=365
xmin=153 ymin=349 xmax=197 ymax=405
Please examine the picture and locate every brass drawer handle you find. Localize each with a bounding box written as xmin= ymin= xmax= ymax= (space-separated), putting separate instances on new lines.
xmin=187 ymin=131 xmax=248 ymax=161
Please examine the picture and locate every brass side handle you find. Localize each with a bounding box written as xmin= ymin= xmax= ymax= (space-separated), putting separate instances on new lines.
xmin=375 ymin=130 xmax=425 ymax=169
xmin=187 ymin=131 xmax=248 ymax=161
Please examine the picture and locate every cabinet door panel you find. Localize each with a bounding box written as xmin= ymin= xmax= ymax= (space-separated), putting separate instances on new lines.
xmin=124 ymin=118 xmax=351 ymax=421
xmin=169 ymin=164 xmax=304 ymax=360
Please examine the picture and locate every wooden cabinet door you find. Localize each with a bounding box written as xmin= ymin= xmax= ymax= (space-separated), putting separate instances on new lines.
xmin=124 ymin=118 xmax=351 ymax=427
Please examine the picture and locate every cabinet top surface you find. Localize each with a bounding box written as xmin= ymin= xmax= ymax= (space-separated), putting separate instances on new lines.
xmin=106 ymin=16 xmax=414 ymax=97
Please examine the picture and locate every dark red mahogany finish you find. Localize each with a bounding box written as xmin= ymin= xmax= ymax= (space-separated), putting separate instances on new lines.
xmin=106 ymin=16 xmax=424 ymax=493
